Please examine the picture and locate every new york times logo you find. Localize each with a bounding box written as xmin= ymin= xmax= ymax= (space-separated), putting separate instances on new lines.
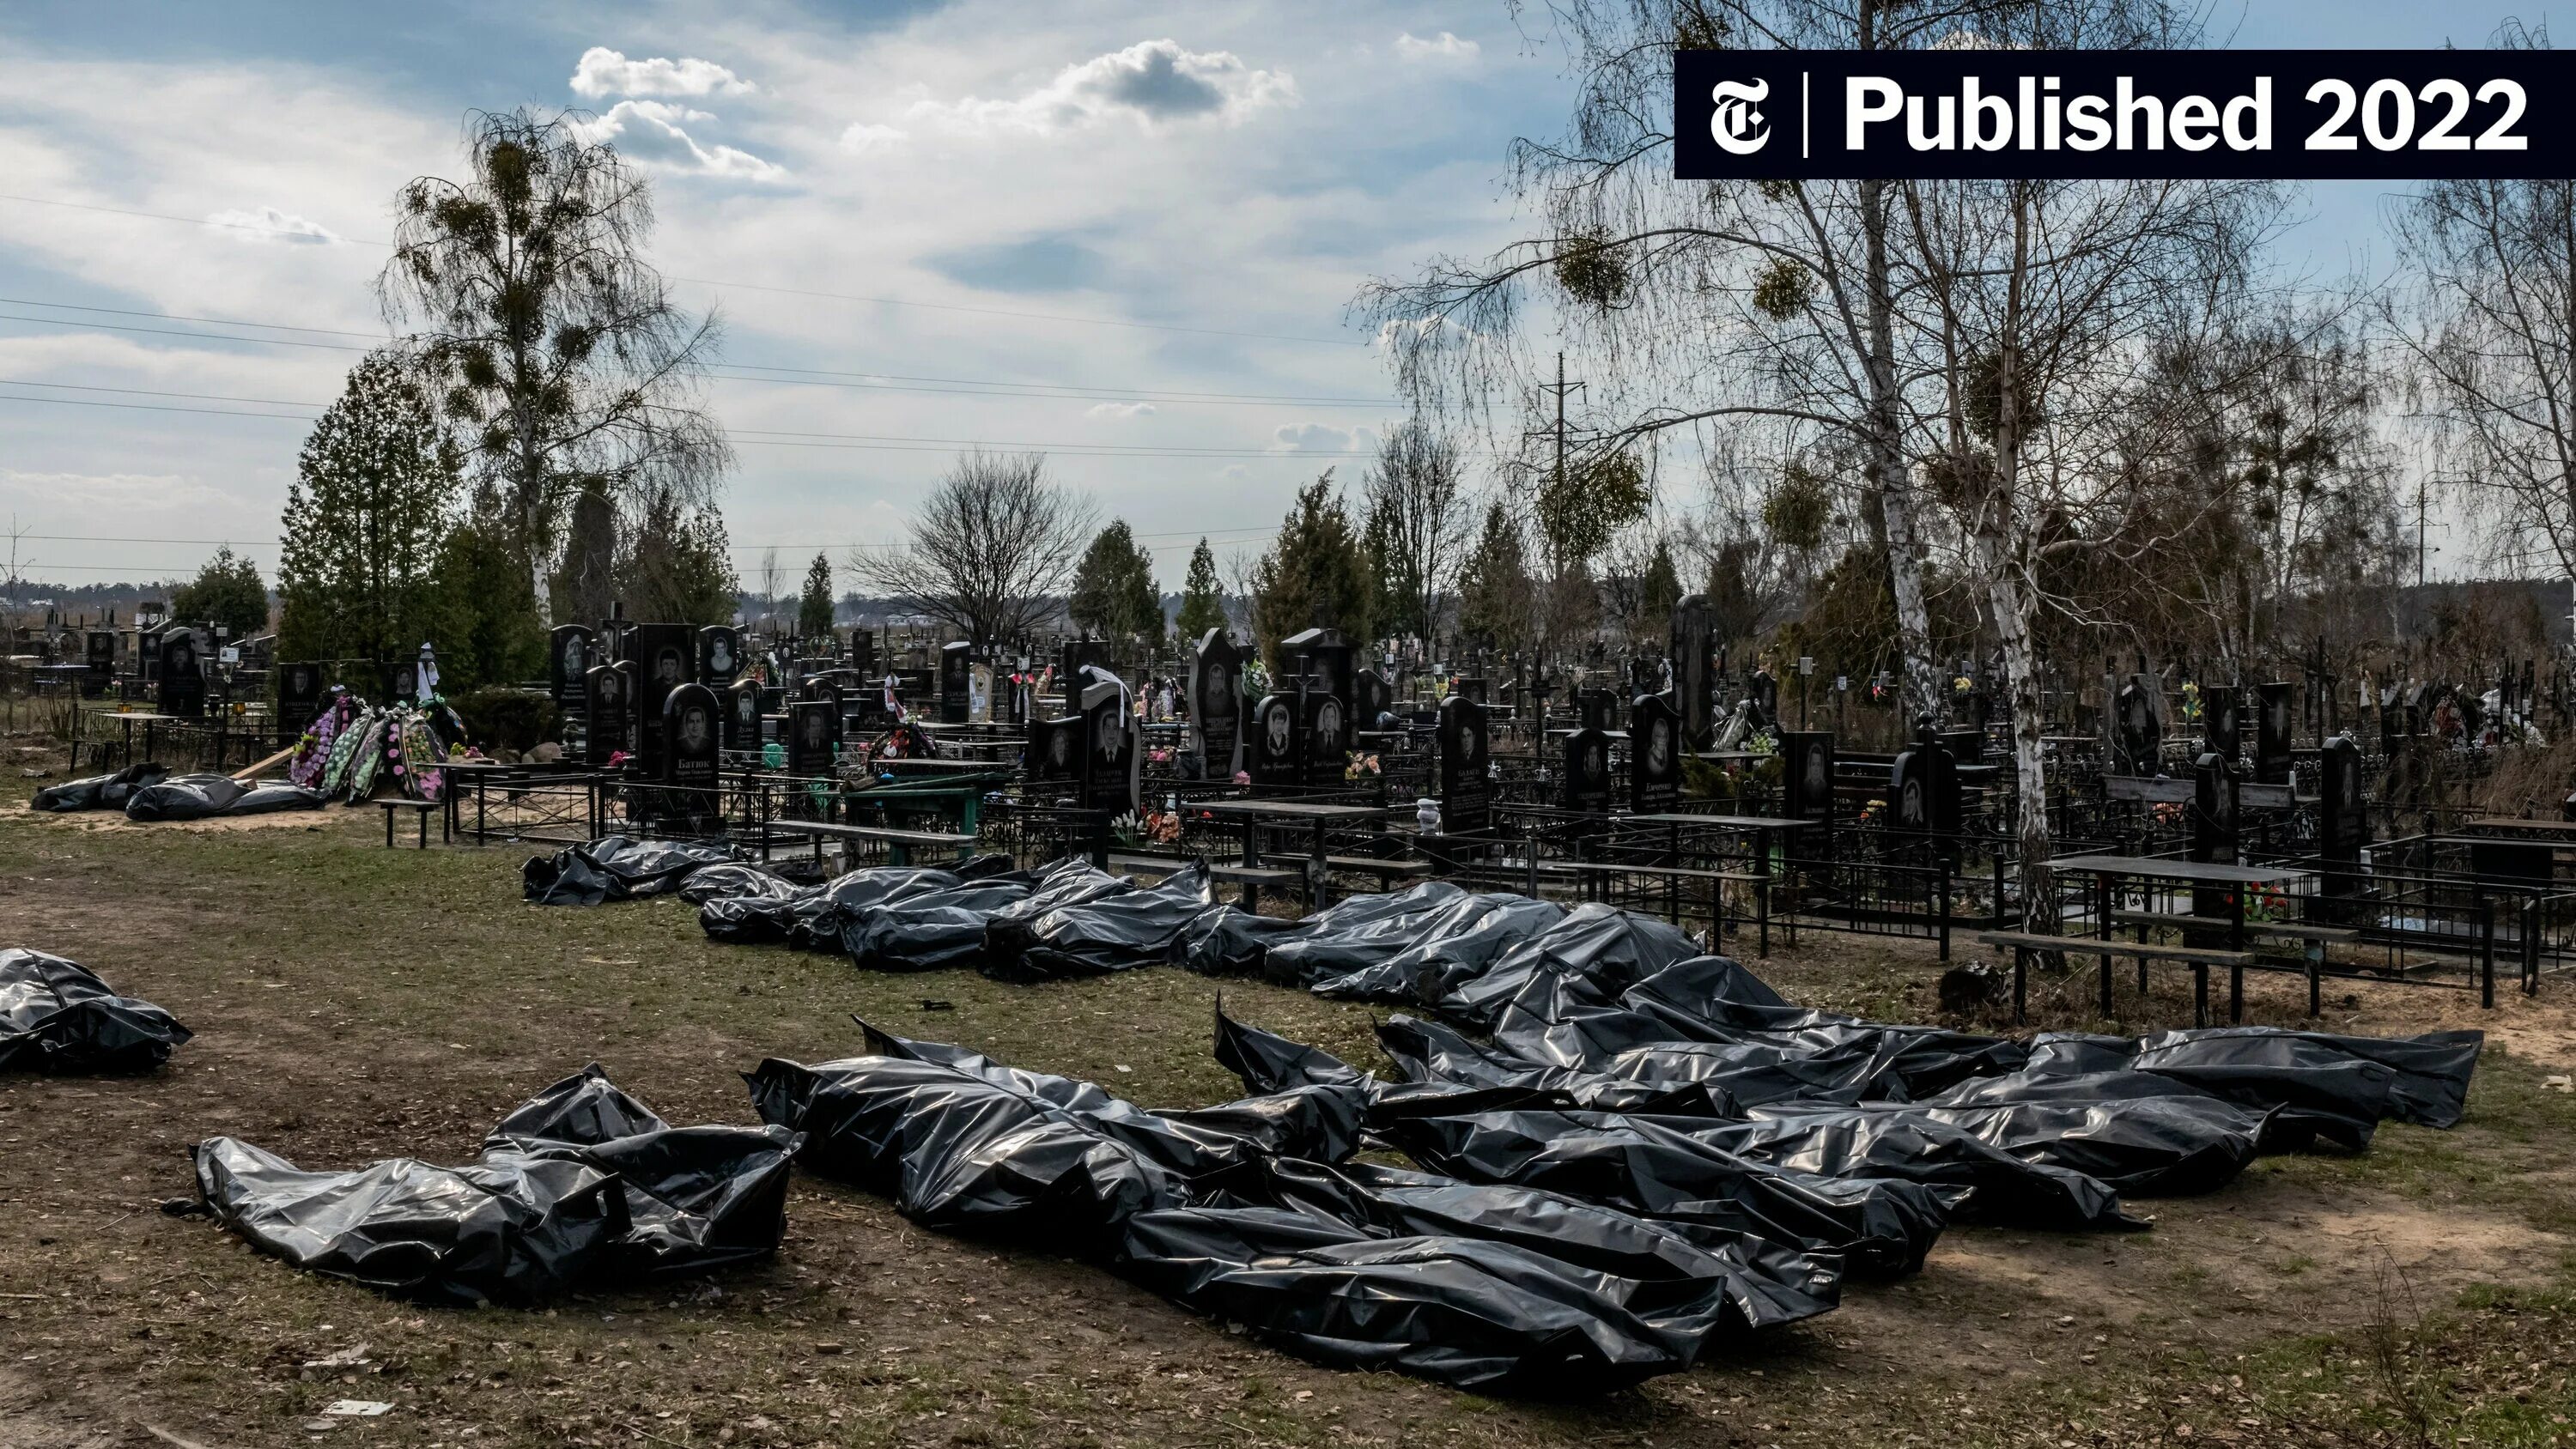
xmin=1710 ymin=78 xmax=1771 ymax=155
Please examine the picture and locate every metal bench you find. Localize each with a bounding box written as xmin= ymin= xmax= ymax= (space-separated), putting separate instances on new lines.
xmin=1976 ymin=929 xmax=2255 ymax=1026
xmin=379 ymin=797 xmax=444 ymax=850
xmin=757 ymin=817 xmax=976 ymax=867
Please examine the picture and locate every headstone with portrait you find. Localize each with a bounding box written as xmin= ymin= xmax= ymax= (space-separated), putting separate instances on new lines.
xmin=1781 ymin=730 xmax=1836 ymax=860
xmin=1627 ymin=692 xmax=1681 ymax=815
xmin=1303 ymin=686 xmax=1349 ymax=786
xmin=1079 ymin=676 xmax=1140 ymax=818
xmin=2202 ymin=684 xmax=2241 ymax=764
xmin=696 ymin=626 xmax=742 ymax=692
xmin=726 ymin=675 xmax=762 ymax=754
xmin=1670 ymin=593 xmax=1715 ymax=746
xmin=2113 ymin=679 xmax=2162 ymax=776
xmin=583 ymin=664 xmax=629 ymax=767
xmin=1886 ymin=729 xmax=1961 ymax=855
xmin=939 ymin=640 xmax=974 ymax=724
xmin=276 ymin=661 xmax=325 ymax=744
xmin=786 ymin=700 xmax=838 ymax=781
xmin=662 ymin=682 xmax=721 ymax=792
xmin=1354 ymin=666 xmax=1393 ymax=730
xmin=2187 ymin=751 xmax=2242 ymax=938
xmin=1248 ymin=693 xmax=1301 ymax=790
xmin=1437 ymin=694 xmax=1492 ymax=836
xmin=156 ymin=628 xmax=207 ymax=718
xmin=1280 ymin=627 xmax=1352 ymax=720
xmin=1025 ymin=711 xmax=1082 ymax=785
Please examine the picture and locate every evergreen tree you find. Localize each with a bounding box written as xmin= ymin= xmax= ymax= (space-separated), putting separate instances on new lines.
xmin=1454 ymin=501 xmax=1534 ymax=653
xmin=276 ymin=349 xmax=459 ymax=666
xmin=1640 ymin=538 xmax=1682 ymax=630
xmin=797 ymin=552 xmax=835 ymax=640
xmin=1174 ymin=537 xmax=1227 ymax=642
xmin=1068 ymin=519 xmax=1161 ymax=646
xmin=433 ymin=503 xmax=547 ymax=691
xmin=553 ymin=483 xmax=618 ymax=627
xmin=1247 ymin=471 xmax=1372 ymax=667
xmin=169 ymin=546 xmax=271 ymax=640
xmin=622 ymin=487 xmax=738 ymax=625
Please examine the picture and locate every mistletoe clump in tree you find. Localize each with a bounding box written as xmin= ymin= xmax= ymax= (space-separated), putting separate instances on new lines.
xmin=378 ymin=107 xmax=731 ymax=630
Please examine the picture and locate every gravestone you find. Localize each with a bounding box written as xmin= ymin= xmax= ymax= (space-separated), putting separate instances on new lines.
xmin=662 ymin=682 xmax=721 ymax=792
xmin=1628 ymin=693 xmax=1681 ymax=815
xmin=276 ymin=661 xmax=325 ymax=743
xmin=1281 ymin=627 xmax=1353 ymax=720
xmin=1781 ymin=730 xmax=1837 ymax=860
xmin=1025 ymin=708 xmax=1082 ymax=784
xmin=2254 ymin=682 xmax=2295 ymax=785
xmin=2114 ymin=680 xmax=2162 ymax=775
xmin=629 ymin=624 xmax=694 ymax=775
xmin=1354 ymin=667 xmax=1393 ymax=730
xmin=2316 ymin=734 xmax=2366 ymax=916
xmin=969 ymin=663 xmax=994 ymax=724
xmin=939 ymin=640 xmax=975 ymax=724
xmin=1940 ymin=726 xmax=1984 ymax=767
xmin=848 ymin=630 xmax=876 ymax=682
xmin=1304 ymin=688 xmax=1349 ymax=786
xmin=1189 ymin=627 xmax=1244 ymax=779
xmin=696 ymin=626 xmax=742 ymax=691
xmin=1670 ymin=593 xmax=1715 ymax=746
xmin=599 ymin=617 xmax=637 ymax=668
xmin=1437 ymin=694 xmax=1492 ymax=836
xmin=1457 ymin=676 xmax=1488 ymax=705
xmin=583 ymin=664 xmax=629 ymax=767
xmin=726 ymin=675 xmax=762 ymax=753
xmin=2202 ymin=685 xmax=2241 ymax=763
xmin=1888 ymin=730 xmax=1961 ymax=848
xmin=2188 ymin=752 xmax=2242 ymax=938
xmin=1249 ymin=693 xmax=1301 ymax=789
xmin=786 ymin=700 xmax=838 ymax=780
xmin=85 ymin=631 xmax=113 ymax=688
xmin=1561 ymin=726 xmax=1612 ymax=815
xmin=1079 ymin=677 xmax=1140 ymax=818
xmin=550 ymin=626 xmax=595 ymax=717
xmin=385 ymin=658 xmax=419 ymax=707
xmin=156 ymin=628 xmax=205 ymax=718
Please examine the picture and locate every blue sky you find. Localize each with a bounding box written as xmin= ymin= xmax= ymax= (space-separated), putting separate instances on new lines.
xmin=0 ymin=1 xmax=2540 ymax=596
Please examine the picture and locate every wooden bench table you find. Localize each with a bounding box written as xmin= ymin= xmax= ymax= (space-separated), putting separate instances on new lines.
xmin=379 ymin=797 xmax=444 ymax=849
xmin=1976 ymin=929 xmax=2255 ymax=1025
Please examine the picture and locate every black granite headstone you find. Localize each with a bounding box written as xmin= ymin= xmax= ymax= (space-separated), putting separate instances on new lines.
xmin=583 ymin=664 xmax=629 ymax=766
xmin=663 ymin=684 xmax=720 ymax=791
xmin=939 ymin=640 xmax=974 ymax=725
xmin=1438 ymin=694 xmax=1492 ymax=836
xmin=1355 ymin=667 xmax=1393 ymax=729
xmin=1562 ymin=726 xmax=1612 ymax=815
xmin=1280 ymin=627 xmax=1352 ymax=719
xmin=697 ymin=626 xmax=742 ymax=691
xmin=1577 ymin=688 xmax=1616 ymax=734
xmin=1190 ymin=628 xmax=1243 ymax=778
xmin=156 ymin=628 xmax=205 ymax=718
xmin=1304 ymin=688 xmax=1349 ymax=786
xmin=1249 ymin=693 xmax=1301 ymax=789
xmin=1671 ymin=593 xmax=1715 ymax=746
xmin=1026 ymin=712 xmax=1082 ymax=784
xmin=1782 ymin=730 xmax=1836 ymax=852
xmin=2188 ymin=751 xmax=2242 ymax=936
xmin=1080 ymin=679 xmax=1140 ymax=817
xmin=2254 ymin=682 xmax=2294 ymax=785
xmin=276 ymin=661 xmax=325 ymax=743
xmin=85 ymin=631 xmax=114 ymax=688
xmin=550 ymin=626 xmax=595 ymax=712
xmin=1748 ymin=670 xmax=1780 ymax=732
xmin=1060 ymin=639 xmax=1109 ymax=713
xmin=2114 ymin=680 xmax=2161 ymax=775
xmin=726 ymin=676 xmax=762 ymax=753
xmin=2202 ymin=685 xmax=2241 ymax=763
xmin=1628 ymin=693 xmax=1681 ymax=815
xmin=1457 ymin=676 xmax=1488 ymax=706
xmin=787 ymin=700 xmax=838 ymax=780
xmin=1888 ymin=732 xmax=1960 ymax=843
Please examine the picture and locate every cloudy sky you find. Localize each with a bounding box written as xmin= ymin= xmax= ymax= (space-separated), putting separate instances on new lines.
xmin=0 ymin=0 xmax=2514 ymax=597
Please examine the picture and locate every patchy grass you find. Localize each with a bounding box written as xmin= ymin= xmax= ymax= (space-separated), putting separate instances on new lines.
xmin=0 ymin=807 xmax=2573 ymax=1448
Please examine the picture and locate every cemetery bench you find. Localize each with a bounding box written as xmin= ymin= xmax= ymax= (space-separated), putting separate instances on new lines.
xmin=379 ymin=797 xmax=446 ymax=850
xmin=1975 ymin=929 xmax=2255 ymax=1027
xmin=1105 ymin=852 xmax=1301 ymax=896
xmin=756 ymin=817 xmax=976 ymax=869
xmin=1193 ymin=799 xmax=1391 ymax=912
xmin=1563 ymin=860 xmax=1770 ymax=952
xmin=2044 ymin=853 xmax=2317 ymax=1024
xmin=1322 ymin=854 xmax=1435 ymax=889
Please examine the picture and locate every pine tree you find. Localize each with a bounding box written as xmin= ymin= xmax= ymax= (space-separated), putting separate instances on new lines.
xmin=1247 ymin=471 xmax=1372 ymax=667
xmin=433 ymin=503 xmax=547 ymax=691
xmin=276 ymin=349 xmax=459 ymax=667
xmin=1641 ymin=538 xmax=1682 ymax=630
xmin=622 ymin=488 xmax=739 ymax=625
xmin=1454 ymin=501 xmax=1534 ymax=653
xmin=1175 ymin=537 xmax=1226 ymax=642
xmin=1068 ymin=520 xmax=1161 ymax=646
xmin=797 ymin=552 xmax=835 ymax=640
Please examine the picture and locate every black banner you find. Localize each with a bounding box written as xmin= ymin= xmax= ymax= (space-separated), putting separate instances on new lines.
xmin=1675 ymin=50 xmax=2573 ymax=180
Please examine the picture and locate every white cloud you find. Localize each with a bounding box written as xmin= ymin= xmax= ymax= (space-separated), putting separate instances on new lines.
xmin=0 ymin=468 xmax=240 ymax=516
xmin=570 ymin=100 xmax=787 ymax=181
xmin=1272 ymin=422 xmax=1374 ymax=453
xmin=204 ymin=206 xmax=343 ymax=245
xmin=838 ymin=121 xmax=908 ymax=155
xmin=570 ymin=46 xmax=754 ymax=100
xmin=1086 ymin=401 xmax=1157 ymax=418
xmin=1394 ymin=32 xmax=1479 ymax=64
xmin=908 ymin=38 xmax=1294 ymax=136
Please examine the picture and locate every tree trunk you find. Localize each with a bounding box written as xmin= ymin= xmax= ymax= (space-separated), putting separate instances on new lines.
xmin=1988 ymin=193 xmax=2060 ymax=947
xmin=1862 ymin=175 xmax=1941 ymax=729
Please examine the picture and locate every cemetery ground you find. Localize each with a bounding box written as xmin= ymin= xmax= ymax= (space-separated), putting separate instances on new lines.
xmin=1 ymin=808 xmax=2573 ymax=1449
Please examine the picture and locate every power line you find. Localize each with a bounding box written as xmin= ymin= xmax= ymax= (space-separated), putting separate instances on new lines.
xmin=0 ymin=384 xmax=1400 ymax=457
xmin=0 ymin=191 xmax=1367 ymax=348
xmin=0 ymin=306 xmax=1397 ymax=409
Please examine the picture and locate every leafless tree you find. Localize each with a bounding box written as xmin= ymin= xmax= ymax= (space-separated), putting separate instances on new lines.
xmin=379 ymin=106 xmax=731 ymax=627
xmin=758 ymin=547 xmax=781 ymax=639
xmin=853 ymin=451 xmax=1096 ymax=647
xmin=1360 ymin=419 xmax=1473 ymax=649
xmin=2384 ymin=22 xmax=2576 ymax=584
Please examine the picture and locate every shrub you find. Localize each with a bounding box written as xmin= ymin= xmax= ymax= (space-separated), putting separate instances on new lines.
xmin=449 ymin=686 xmax=559 ymax=753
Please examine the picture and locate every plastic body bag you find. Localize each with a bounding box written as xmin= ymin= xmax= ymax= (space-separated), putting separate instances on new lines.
xmin=0 ymin=948 xmax=191 ymax=1073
